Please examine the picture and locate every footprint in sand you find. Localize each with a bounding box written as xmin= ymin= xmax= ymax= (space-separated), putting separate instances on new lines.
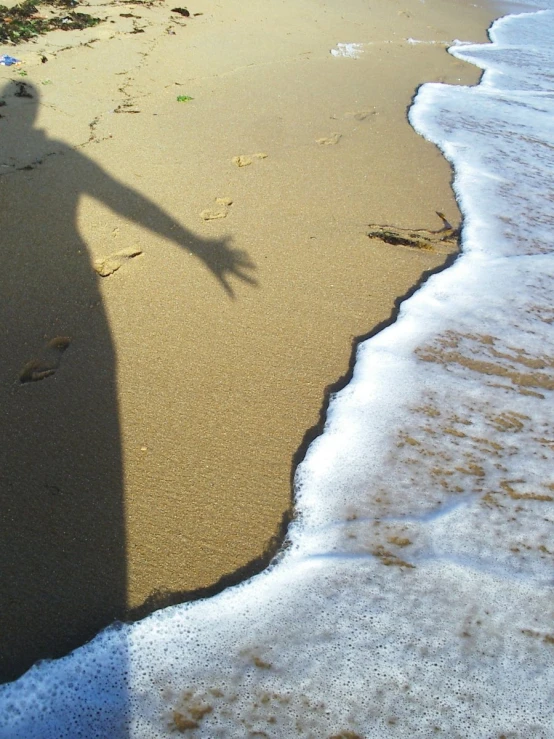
xmin=344 ymin=109 xmax=376 ymax=121
xmin=20 ymin=337 xmax=71 ymax=384
xmin=93 ymin=246 xmax=143 ymax=277
xmin=316 ymin=132 xmax=342 ymax=145
xmin=200 ymin=196 xmax=233 ymax=221
xmin=232 ymin=152 xmax=268 ymax=167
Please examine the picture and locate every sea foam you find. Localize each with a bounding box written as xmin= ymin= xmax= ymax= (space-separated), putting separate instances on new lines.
xmin=1 ymin=5 xmax=554 ymax=738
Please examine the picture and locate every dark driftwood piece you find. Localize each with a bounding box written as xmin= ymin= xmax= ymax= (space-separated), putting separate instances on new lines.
xmin=367 ymin=211 xmax=460 ymax=252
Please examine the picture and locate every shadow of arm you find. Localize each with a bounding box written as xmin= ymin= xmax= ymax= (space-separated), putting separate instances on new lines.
xmin=87 ymin=165 xmax=257 ymax=297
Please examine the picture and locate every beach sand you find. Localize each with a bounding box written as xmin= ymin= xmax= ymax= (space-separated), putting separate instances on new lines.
xmin=0 ymin=0 xmax=498 ymax=681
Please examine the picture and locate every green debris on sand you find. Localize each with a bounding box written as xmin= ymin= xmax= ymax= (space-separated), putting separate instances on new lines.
xmin=0 ymin=0 xmax=101 ymax=44
xmin=176 ymin=94 xmax=193 ymax=102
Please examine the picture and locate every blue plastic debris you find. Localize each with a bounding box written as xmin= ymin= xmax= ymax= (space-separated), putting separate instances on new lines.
xmin=0 ymin=55 xmax=21 ymax=67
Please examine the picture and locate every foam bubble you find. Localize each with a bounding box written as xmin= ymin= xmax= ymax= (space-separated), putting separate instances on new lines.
xmin=330 ymin=42 xmax=365 ymax=58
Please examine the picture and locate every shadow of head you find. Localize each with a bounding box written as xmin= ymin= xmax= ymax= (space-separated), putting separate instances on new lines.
xmin=0 ymin=80 xmax=54 ymax=171
xmin=0 ymin=78 xmax=41 ymax=125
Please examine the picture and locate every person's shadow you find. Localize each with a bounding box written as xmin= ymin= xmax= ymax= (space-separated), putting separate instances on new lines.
xmin=0 ymin=80 xmax=256 ymax=683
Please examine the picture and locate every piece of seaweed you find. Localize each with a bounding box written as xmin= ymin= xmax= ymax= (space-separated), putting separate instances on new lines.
xmin=367 ymin=211 xmax=460 ymax=251
xmin=0 ymin=0 xmax=101 ymax=44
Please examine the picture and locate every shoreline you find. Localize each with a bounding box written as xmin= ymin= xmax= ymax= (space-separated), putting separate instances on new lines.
xmin=0 ymin=0 xmax=500 ymax=681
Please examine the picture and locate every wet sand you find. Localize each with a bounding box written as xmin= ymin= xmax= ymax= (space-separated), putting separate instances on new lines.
xmin=0 ymin=0 xmax=498 ymax=680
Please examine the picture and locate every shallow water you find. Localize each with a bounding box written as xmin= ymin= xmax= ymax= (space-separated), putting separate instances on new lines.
xmin=1 ymin=2 xmax=554 ymax=736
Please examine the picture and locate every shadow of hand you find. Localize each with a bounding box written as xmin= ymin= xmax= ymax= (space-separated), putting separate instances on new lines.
xmin=192 ymin=236 xmax=258 ymax=298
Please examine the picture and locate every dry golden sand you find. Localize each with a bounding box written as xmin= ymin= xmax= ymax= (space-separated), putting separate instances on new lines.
xmin=0 ymin=0 xmax=498 ymax=680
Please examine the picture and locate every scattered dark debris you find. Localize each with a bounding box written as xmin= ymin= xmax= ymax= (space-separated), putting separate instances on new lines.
xmin=0 ymin=99 xmax=6 ymax=106
xmin=171 ymin=7 xmax=189 ymax=16
xmin=14 ymin=81 xmax=33 ymax=97
xmin=193 ymin=11 xmax=202 ymax=15
xmin=50 ymin=0 xmax=79 ymax=7
xmin=0 ymin=154 xmax=50 ymax=174
xmin=0 ymin=0 xmax=102 ymax=44
xmin=119 ymin=11 xmax=140 ymax=17
xmin=41 ymin=54 xmax=48 ymax=62
xmin=114 ymin=104 xmax=140 ymax=113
